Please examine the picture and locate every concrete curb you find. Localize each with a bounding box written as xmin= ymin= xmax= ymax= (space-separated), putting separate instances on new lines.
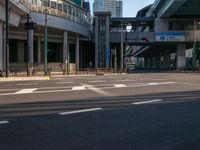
xmin=0 ymin=73 xmax=128 ymax=82
xmin=0 ymin=77 xmax=49 ymax=82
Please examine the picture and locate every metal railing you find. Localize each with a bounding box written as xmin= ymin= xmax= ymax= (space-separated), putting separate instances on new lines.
xmin=10 ymin=0 xmax=31 ymax=10
xmin=31 ymin=5 xmax=92 ymax=28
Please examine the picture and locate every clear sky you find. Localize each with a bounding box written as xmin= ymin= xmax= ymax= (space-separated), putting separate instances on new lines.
xmin=89 ymin=0 xmax=155 ymax=17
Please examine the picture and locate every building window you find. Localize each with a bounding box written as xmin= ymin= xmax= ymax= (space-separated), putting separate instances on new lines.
xmin=50 ymin=1 xmax=56 ymax=9
xmin=57 ymin=3 xmax=63 ymax=11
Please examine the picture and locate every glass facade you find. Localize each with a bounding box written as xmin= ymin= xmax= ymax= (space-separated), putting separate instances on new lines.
xmin=69 ymin=0 xmax=82 ymax=6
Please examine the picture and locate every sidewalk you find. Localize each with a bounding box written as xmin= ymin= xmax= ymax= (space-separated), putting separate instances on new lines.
xmin=0 ymin=73 xmax=124 ymax=82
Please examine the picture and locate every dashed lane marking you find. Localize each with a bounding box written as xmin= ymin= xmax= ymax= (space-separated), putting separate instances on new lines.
xmin=84 ymin=84 xmax=112 ymax=96
xmin=0 ymin=82 xmax=176 ymax=96
xmin=59 ymin=108 xmax=103 ymax=115
xmin=0 ymin=120 xmax=9 ymax=125
xmin=16 ymin=83 xmax=38 ymax=86
xmin=88 ymin=80 xmax=105 ymax=83
xmin=56 ymin=82 xmax=74 ymax=84
xmin=72 ymin=86 xmax=86 ymax=91
xmin=114 ymin=84 xmax=127 ymax=88
xmin=15 ymin=88 xmax=38 ymax=94
xmin=133 ymin=99 xmax=163 ymax=105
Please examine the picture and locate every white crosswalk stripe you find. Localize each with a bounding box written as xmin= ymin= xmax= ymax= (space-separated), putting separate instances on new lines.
xmin=15 ymin=88 xmax=38 ymax=94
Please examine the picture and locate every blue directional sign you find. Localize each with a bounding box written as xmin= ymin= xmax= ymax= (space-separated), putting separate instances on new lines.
xmin=105 ymin=48 xmax=110 ymax=59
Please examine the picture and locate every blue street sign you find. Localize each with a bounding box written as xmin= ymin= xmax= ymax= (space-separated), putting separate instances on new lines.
xmin=105 ymin=48 xmax=110 ymax=59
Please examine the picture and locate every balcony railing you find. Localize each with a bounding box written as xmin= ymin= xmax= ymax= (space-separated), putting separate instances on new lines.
xmin=10 ymin=0 xmax=31 ymax=11
xmin=31 ymin=5 xmax=92 ymax=28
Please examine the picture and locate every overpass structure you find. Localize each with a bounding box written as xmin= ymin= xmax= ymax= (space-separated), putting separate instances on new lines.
xmin=108 ymin=0 xmax=200 ymax=70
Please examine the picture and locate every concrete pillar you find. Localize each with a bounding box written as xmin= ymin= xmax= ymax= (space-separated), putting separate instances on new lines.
xmin=106 ymin=15 xmax=110 ymax=68
xmin=76 ymin=34 xmax=79 ymax=71
xmin=63 ymin=31 xmax=68 ymax=63
xmin=177 ymin=44 xmax=186 ymax=70
xmin=154 ymin=18 xmax=169 ymax=32
xmin=95 ymin=16 xmax=99 ymax=68
xmin=163 ymin=50 xmax=170 ymax=70
xmin=37 ymin=36 xmax=41 ymax=64
xmin=28 ymin=29 xmax=34 ymax=65
xmin=0 ymin=23 xmax=3 ymax=71
xmin=18 ymin=42 xmax=24 ymax=63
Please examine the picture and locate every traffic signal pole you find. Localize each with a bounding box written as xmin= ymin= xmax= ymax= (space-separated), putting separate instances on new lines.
xmin=44 ymin=9 xmax=48 ymax=76
xmin=5 ymin=0 xmax=9 ymax=77
xmin=26 ymin=14 xmax=30 ymax=76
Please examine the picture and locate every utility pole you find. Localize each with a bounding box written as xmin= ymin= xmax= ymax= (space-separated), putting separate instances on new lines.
xmin=5 ymin=0 xmax=9 ymax=77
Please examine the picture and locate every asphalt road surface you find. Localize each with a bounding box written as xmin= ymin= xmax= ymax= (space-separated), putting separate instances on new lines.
xmin=0 ymin=73 xmax=200 ymax=150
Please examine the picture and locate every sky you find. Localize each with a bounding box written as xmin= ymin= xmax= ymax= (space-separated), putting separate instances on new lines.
xmin=89 ymin=0 xmax=155 ymax=17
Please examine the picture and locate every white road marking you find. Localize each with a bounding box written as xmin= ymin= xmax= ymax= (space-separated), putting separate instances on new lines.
xmin=0 ymin=82 xmax=177 ymax=96
xmin=114 ymin=84 xmax=127 ymax=88
xmin=72 ymin=86 xmax=86 ymax=91
xmin=15 ymin=88 xmax=37 ymax=94
xmin=133 ymin=99 xmax=163 ymax=105
xmin=0 ymin=120 xmax=9 ymax=125
xmin=56 ymin=82 xmax=74 ymax=84
xmin=161 ymin=82 xmax=176 ymax=84
xmin=85 ymin=84 xmax=112 ymax=96
xmin=116 ymin=79 xmax=135 ymax=82
xmin=16 ymin=83 xmax=38 ymax=86
xmin=88 ymin=80 xmax=105 ymax=83
xmin=147 ymin=83 xmax=160 ymax=86
xmin=59 ymin=108 xmax=103 ymax=115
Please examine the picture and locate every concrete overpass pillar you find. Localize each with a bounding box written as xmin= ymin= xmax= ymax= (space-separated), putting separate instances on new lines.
xmin=0 ymin=23 xmax=3 ymax=71
xmin=37 ymin=36 xmax=41 ymax=64
xmin=177 ymin=44 xmax=186 ymax=70
xmin=76 ymin=34 xmax=80 ymax=71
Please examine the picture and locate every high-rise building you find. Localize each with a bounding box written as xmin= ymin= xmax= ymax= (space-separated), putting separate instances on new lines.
xmin=93 ymin=0 xmax=123 ymax=17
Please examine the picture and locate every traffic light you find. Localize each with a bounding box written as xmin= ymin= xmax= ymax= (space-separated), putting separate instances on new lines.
xmin=141 ymin=37 xmax=149 ymax=43
xmin=24 ymin=22 xmax=36 ymax=30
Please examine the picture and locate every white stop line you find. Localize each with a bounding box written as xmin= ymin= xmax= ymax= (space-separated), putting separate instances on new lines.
xmin=59 ymin=108 xmax=103 ymax=115
xmin=133 ymin=99 xmax=163 ymax=105
xmin=0 ymin=120 xmax=9 ymax=125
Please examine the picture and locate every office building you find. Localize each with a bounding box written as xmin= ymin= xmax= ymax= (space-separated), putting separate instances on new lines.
xmin=93 ymin=0 xmax=123 ymax=17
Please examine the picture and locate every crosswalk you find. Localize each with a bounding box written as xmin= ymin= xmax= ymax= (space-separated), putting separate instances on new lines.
xmin=0 ymin=82 xmax=176 ymax=96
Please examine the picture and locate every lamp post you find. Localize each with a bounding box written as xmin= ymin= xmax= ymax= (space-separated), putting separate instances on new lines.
xmin=5 ymin=0 xmax=9 ymax=77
